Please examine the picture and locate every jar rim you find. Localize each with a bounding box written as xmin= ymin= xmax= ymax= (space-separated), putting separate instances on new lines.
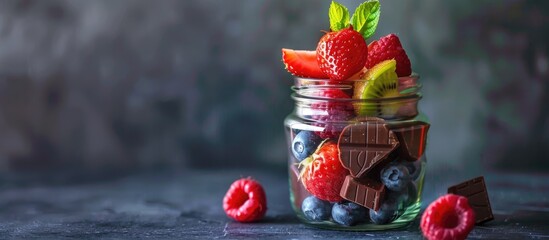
xmin=291 ymin=73 xmax=422 ymax=103
xmin=293 ymin=73 xmax=420 ymax=83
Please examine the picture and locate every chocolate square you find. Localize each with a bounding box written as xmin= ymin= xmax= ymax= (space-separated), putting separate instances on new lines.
xmin=389 ymin=121 xmax=430 ymax=162
xmin=340 ymin=175 xmax=385 ymax=211
xmin=448 ymin=176 xmax=494 ymax=224
xmin=338 ymin=119 xmax=399 ymax=178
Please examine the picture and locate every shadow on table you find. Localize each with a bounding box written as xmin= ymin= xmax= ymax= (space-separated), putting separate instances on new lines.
xmin=261 ymin=214 xmax=300 ymax=224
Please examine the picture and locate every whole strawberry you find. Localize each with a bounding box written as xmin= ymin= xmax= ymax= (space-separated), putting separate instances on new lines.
xmin=365 ymin=34 xmax=412 ymax=77
xmin=299 ymin=141 xmax=349 ymax=202
xmin=316 ymin=26 xmax=368 ymax=81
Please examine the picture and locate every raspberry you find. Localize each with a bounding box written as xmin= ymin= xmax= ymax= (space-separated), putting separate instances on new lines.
xmin=316 ymin=27 xmax=368 ymax=81
xmin=310 ymin=88 xmax=354 ymax=114
xmin=223 ymin=178 xmax=267 ymax=222
xmin=310 ymin=89 xmax=354 ymax=139
xmin=299 ymin=141 xmax=349 ymax=202
xmin=312 ymin=115 xmax=350 ymax=139
xmin=365 ymin=34 xmax=412 ymax=77
xmin=421 ymin=194 xmax=476 ymax=240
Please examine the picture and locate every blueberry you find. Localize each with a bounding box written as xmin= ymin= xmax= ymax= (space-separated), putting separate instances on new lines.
xmin=331 ymin=202 xmax=368 ymax=226
xmin=291 ymin=131 xmax=322 ymax=161
xmin=402 ymin=160 xmax=422 ymax=181
xmin=380 ymin=163 xmax=412 ymax=191
xmin=369 ymin=198 xmax=399 ymax=224
xmin=403 ymin=182 xmax=418 ymax=207
xmin=301 ymin=196 xmax=332 ymax=221
xmin=386 ymin=189 xmax=407 ymax=206
xmin=370 ymin=182 xmax=420 ymax=225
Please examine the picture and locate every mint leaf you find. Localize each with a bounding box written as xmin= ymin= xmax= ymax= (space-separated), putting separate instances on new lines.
xmin=350 ymin=0 xmax=380 ymax=40
xmin=329 ymin=1 xmax=350 ymax=31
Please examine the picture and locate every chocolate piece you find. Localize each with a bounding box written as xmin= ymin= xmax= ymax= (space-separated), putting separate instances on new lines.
xmin=340 ymin=175 xmax=385 ymax=211
xmin=448 ymin=176 xmax=494 ymax=224
xmin=338 ymin=119 xmax=399 ymax=178
xmin=390 ymin=121 xmax=430 ymax=162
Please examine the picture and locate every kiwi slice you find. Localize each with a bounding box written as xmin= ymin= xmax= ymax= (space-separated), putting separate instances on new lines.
xmin=353 ymin=60 xmax=401 ymax=117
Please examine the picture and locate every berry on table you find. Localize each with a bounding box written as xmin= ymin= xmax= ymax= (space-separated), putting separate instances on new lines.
xmin=421 ymin=194 xmax=476 ymax=240
xmin=292 ymin=130 xmax=322 ymax=161
xmin=301 ymin=196 xmax=333 ymax=221
xmin=332 ymin=202 xmax=369 ymax=226
xmin=223 ymin=178 xmax=267 ymax=222
xmin=365 ymin=34 xmax=412 ymax=77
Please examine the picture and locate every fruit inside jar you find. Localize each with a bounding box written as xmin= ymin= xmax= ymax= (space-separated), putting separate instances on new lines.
xmin=285 ymin=75 xmax=429 ymax=229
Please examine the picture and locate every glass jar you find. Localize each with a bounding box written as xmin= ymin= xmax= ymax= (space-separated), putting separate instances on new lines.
xmin=284 ymin=75 xmax=429 ymax=230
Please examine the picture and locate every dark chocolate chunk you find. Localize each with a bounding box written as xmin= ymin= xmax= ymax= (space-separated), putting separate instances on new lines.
xmin=448 ymin=176 xmax=494 ymax=224
xmin=389 ymin=121 xmax=430 ymax=162
xmin=340 ymin=175 xmax=386 ymax=211
xmin=338 ymin=119 xmax=399 ymax=178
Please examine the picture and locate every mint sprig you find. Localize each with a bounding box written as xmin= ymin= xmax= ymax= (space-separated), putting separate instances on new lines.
xmin=328 ymin=0 xmax=381 ymax=40
xmin=351 ymin=0 xmax=380 ymax=40
xmin=328 ymin=1 xmax=350 ymax=32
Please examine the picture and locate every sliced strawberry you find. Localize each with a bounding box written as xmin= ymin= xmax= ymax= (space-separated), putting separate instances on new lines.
xmin=282 ymin=48 xmax=328 ymax=79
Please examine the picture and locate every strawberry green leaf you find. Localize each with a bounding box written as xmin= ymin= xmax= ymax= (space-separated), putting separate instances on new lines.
xmin=328 ymin=1 xmax=350 ymax=31
xmin=350 ymin=0 xmax=380 ymax=40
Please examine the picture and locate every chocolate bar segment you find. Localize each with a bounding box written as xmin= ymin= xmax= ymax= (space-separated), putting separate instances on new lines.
xmin=390 ymin=121 xmax=430 ymax=162
xmin=340 ymin=175 xmax=385 ymax=211
xmin=338 ymin=119 xmax=399 ymax=178
xmin=448 ymin=176 xmax=494 ymax=224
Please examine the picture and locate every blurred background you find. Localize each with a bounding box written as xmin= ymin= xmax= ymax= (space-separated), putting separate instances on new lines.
xmin=0 ymin=0 xmax=547 ymax=182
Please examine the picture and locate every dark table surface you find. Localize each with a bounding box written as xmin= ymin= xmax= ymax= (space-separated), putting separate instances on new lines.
xmin=0 ymin=168 xmax=548 ymax=239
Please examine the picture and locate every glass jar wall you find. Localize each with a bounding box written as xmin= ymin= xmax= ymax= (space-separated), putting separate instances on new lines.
xmin=284 ymin=75 xmax=429 ymax=230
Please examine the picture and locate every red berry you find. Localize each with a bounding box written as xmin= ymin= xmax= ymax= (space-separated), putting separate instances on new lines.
xmin=421 ymin=194 xmax=476 ymax=240
xmin=311 ymin=89 xmax=354 ymax=116
xmin=299 ymin=141 xmax=349 ymax=202
xmin=223 ymin=178 xmax=267 ymax=222
xmin=310 ymin=89 xmax=354 ymax=139
xmin=312 ymin=115 xmax=350 ymax=139
xmin=365 ymin=34 xmax=412 ymax=77
xmin=316 ymin=27 xmax=368 ymax=81
xmin=282 ymin=48 xmax=329 ymax=79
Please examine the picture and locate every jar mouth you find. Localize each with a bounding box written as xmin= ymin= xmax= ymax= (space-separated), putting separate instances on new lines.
xmin=291 ymin=74 xmax=422 ymax=121
xmin=291 ymin=73 xmax=421 ymax=103
xmin=293 ymin=73 xmax=419 ymax=83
